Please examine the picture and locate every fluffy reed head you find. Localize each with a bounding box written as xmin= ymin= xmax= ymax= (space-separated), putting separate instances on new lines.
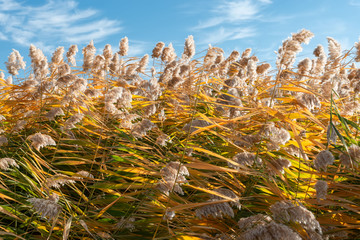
xmin=182 ymin=35 xmax=195 ymax=60
xmin=66 ymin=44 xmax=78 ymax=66
xmin=315 ymin=180 xmax=328 ymax=201
xmin=45 ymin=107 xmax=65 ymax=121
xmin=46 ymin=174 xmax=76 ymax=189
xmin=239 ymin=220 xmax=302 ymax=240
xmin=314 ymin=150 xmax=335 ymax=171
xmin=268 ymin=157 xmax=291 ymax=175
xmin=157 ymin=161 xmax=189 ymax=196
xmin=0 ymin=136 xmax=8 ymax=146
xmin=63 ymin=113 xmax=84 ymax=130
xmin=152 ymin=42 xmax=165 ymax=58
xmin=119 ymin=37 xmax=129 ymax=56
xmin=131 ymin=119 xmax=155 ymax=139
xmin=161 ymin=43 xmax=176 ymax=62
xmin=195 ymin=188 xmax=240 ymax=219
xmin=28 ymin=194 xmax=62 ymax=221
xmin=229 ymin=152 xmax=262 ymax=169
xmin=263 ymin=123 xmax=291 ymax=150
xmin=270 ymin=200 xmax=322 ymax=237
xmin=6 ymin=49 xmax=26 ymax=75
xmin=0 ymin=158 xmax=19 ymax=170
xmin=27 ymin=133 xmax=56 ymax=151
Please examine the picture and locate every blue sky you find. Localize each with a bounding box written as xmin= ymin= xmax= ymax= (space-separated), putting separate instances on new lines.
xmin=1 ymin=0 xmax=360 ymax=76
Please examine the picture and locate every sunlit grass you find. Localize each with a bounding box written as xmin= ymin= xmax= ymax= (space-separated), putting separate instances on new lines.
xmin=0 ymin=30 xmax=359 ymax=239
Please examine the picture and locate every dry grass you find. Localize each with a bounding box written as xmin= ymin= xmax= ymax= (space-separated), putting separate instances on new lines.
xmin=0 ymin=30 xmax=359 ymax=239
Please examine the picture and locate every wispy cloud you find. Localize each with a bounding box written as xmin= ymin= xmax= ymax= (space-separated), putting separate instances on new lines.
xmin=191 ymin=0 xmax=271 ymax=46
xmin=198 ymin=27 xmax=255 ymax=45
xmin=193 ymin=0 xmax=271 ymax=30
xmin=349 ymin=0 xmax=360 ymax=6
xmin=0 ymin=0 xmax=122 ymax=50
xmin=128 ymin=41 xmax=150 ymax=56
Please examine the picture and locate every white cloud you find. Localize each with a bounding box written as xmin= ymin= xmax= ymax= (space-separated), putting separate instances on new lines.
xmin=199 ymin=27 xmax=256 ymax=45
xmin=193 ymin=0 xmax=271 ymax=30
xmin=0 ymin=0 xmax=122 ymax=51
xmin=0 ymin=0 xmax=21 ymax=11
xmin=128 ymin=41 xmax=149 ymax=56
xmin=191 ymin=0 xmax=271 ymax=46
xmin=0 ymin=32 xmax=8 ymax=40
xmin=349 ymin=0 xmax=360 ymax=6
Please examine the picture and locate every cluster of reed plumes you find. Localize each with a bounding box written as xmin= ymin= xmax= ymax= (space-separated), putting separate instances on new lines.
xmin=1 ymin=29 xmax=360 ymax=239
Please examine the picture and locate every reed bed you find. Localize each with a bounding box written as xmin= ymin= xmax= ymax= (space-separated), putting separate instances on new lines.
xmin=0 ymin=29 xmax=360 ymax=239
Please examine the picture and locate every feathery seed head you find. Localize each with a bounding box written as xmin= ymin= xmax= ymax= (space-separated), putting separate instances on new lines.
xmin=6 ymin=49 xmax=26 ymax=75
xmin=270 ymin=200 xmax=322 ymax=235
xmin=195 ymin=201 xmax=235 ymax=219
xmin=46 ymin=174 xmax=76 ymax=189
xmin=161 ymin=43 xmax=177 ymax=62
xmin=268 ymin=157 xmax=291 ymax=175
xmin=45 ymin=107 xmax=65 ymax=121
xmin=85 ymin=88 xmax=101 ymax=98
xmin=57 ymin=73 xmax=77 ymax=88
xmin=195 ymin=188 xmax=240 ymax=219
xmin=256 ymin=63 xmax=271 ymax=75
xmin=157 ymin=161 xmax=189 ymax=195
xmin=69 ymin=78 xmax=87 ymax=94
xmin=247 ymin=58 xmax=257 ymax=82
xmin=230 ymin=152 xmax=262 ymax=169
xmin=63 ymin=113 xmax=84 ymax=130
xmin=238 ymin=214 xmax=272 ymax=230
xmin=66 ymin=44 xmax=78 ymax=66
xmin=103 ymin=44 xmax=113 ymax=60
xmin=313 ymin=45 xmax=325 ymax=57
xmin=28 ymin=195 xmax=62 ymax=221
xmin=51 ymin=46 xmax=65 ymax=73
xmin=355 ymin=39 xmax=360 ymax=62
xmin=92 ymin=55 xmax=105 ymax=72
xmin=0 ymin=136 xmax=8 ymax=146
xmin=296 ymin=93 xmax=321 ymax=111
xmin=119 ymin=37 xmax=129 ymax=56
xmin=211 ymin=188 xmax=240 ymax=209
xmin=314 ymin=150 xmax=334 ymax=171
xmin=315 ymin=180 xmax=328 ymax=201
xmin=240 ymin=221 xmax=302 ymax=240
xmin=75 ymin=171 xmax=94 ymax=179
xmin=152 ymin=42 xmax=165 ymax=58
xmin=348 ymin=144 xmax=360 ymax=161
xmin=339 ymin=153 xmax=352 ymax=167
xmin=125 ymin=64 xmax=138 ymax=76
xmin=58 ymin=63 xmax=71 ymax=77
xmin=27 ymin=133 xmax=56 ymax=151
xmin=183 ymin=35 xmax=195 ymax=60
xmin=0 ymin=158 xmax=19 ymax=170
xmin=327 ymin=124 xmax=337 ymax=144
xmin=297 ymin=57 xmax=312 ymax=75
xmin=291 ymin=29 xmax=314 ymax=44
xmin=136 ymin=54 xmax=149 ymax=73
xmin=327 ymin=37 xmax=341 ymax=60
xmin=109 ymin=53 xmax=120 ymax=74
xmin=263 ymin=123 xmax=291 ymax=150
xmin=226 ymin=50 xmax=240 ymax=62
xmin=131 ymin=119 xmax=155 ymax=139
xmin=182 ymin=119 xmax=211 ymax=133
xmin=82 ymin=40 xmax=96 ymax=71
xmin=241 ymin=48 xmax=252 ymax=58
xmin=13 ymin=120 xmax=27 ymax=132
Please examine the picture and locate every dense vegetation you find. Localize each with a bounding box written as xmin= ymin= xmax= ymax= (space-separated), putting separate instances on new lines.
xmin=0 ymin=29 xmax=360 ymax=239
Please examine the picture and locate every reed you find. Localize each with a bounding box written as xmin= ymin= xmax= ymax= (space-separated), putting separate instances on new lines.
xmin=0 ymin=29 xmax=359 ymax=239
